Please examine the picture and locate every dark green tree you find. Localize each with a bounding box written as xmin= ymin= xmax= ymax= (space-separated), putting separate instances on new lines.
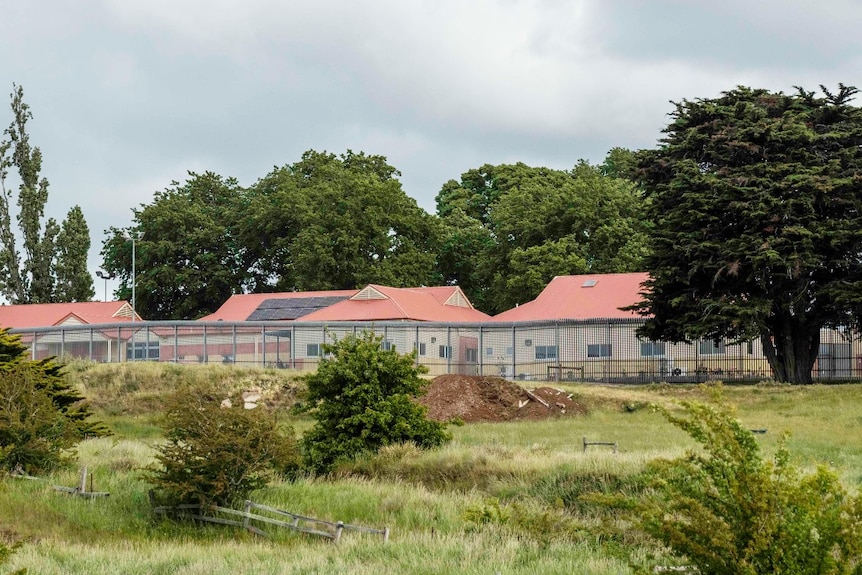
xmin=631 ymin=85 xmax=862 ymax=384
xmin=436 ymin=159 xmax=649 ymax=314
xmin=302 ymin=331 xmax=450 ymax=474
xmin=0 ymin=84 xmax=61 ymax=303
xmin=148 ymin=382 xmax=300 ymax=506
xmin=241 ymin=150 xmax=440 ymax=292
xmin=55 ymin=206 xmax=95 ymax=302
xmin=101 ymin=172 xmax=247 ymax=320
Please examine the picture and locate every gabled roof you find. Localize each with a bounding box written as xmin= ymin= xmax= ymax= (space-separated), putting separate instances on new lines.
xmin=198 ymin=290 xmax=359 ymax=322
xmin=0 ymin=301 xmax=138 ymax=329
xmin=488 ymin=272 xmax=649 ymax=322
xmin=300 ymin=285 xmax=490 ymax=322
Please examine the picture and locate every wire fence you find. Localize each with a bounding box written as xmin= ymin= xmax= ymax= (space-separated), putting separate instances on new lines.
xmin=12 ymin=319 xmax=860 ymax=383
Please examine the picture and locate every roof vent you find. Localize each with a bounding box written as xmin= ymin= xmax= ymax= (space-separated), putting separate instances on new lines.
xmin=582 ymin=280 xmax=598 ymax=288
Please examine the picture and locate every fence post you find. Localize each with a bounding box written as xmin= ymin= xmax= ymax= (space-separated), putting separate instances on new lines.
xmin=173 ymin=324 xmax=179 ymax=363
xmin=511 ymin=325 xmax=516 ymax=380
xmin=383 ymin=527 xmax=390 ymax=543
xmin=478 ymin=325 xmax=484 ymax=376
xmin=334 ymin=521 xmax=344 ymax=543
xmin=243 ymin=500 xmax=252 ymax=531
xmin=79 ymin=467 xmax=88 ymax=493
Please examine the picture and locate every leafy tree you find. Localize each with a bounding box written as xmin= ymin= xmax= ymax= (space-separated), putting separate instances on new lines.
xmin=436 ymin=159 xmax=649 ymax=314
xmin=241 ymin=150 xmax=441 ymax=292
xmin=302 ymin=331 xmax=450 ymax=474
xmin=148 ymin=382 xmax=300 ymax=506
xmin=631 ymin=85 xmax=862 ymax=384
xmin=55 ymin=205 xmax=95 ymax=302
xmin=101 ymin=172 xmax=247 ymax=320
xmin=632 ymin=393 xmax=862 ymax=574
xmin=0 ymin=84 xmax=94 ymax=303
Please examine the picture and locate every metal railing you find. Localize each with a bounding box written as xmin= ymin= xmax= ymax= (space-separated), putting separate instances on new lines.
xmin=12 ymin=319 xmax=859 ymax=383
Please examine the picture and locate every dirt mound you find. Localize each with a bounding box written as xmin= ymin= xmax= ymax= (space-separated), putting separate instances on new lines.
xmin=421 ymin=375 xmax=587 ymax=423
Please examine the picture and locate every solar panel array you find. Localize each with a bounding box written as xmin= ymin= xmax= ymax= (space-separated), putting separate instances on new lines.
xmin=246 ymin=296 xmax=348 ymax=321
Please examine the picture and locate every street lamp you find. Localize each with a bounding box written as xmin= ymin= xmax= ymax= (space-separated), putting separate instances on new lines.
xmin=122 ymin=232 xmax=139 ymax=322
xmin=95 ymin=270 xmax=115 ymax=302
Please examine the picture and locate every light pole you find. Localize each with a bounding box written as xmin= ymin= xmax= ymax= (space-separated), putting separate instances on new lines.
xmin=122 ymin=232 xmax=138 ymax=322
xmin=95 ymin=270 xmax=115 ymax=301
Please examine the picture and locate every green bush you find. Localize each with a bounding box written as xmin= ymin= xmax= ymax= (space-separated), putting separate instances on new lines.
xmin=634 ymin=391 xmax=862 ymax=575
xmin=147 ymin=382 xmax=301 ymax=507
xmin=302 ymin=331 xmax=450 ymax=474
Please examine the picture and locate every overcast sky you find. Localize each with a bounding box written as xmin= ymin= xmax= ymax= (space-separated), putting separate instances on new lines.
xmin=2 ymin=0 xmax=861 ymax=299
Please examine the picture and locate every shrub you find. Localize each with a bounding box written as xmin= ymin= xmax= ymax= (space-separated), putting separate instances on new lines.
xmin=633 ymin=390 xmax=862 ymax=574
xmin=302 ymin=331 xmax=450 ymax=474
xmin=147 ymin=382 xmax=301 ymax=507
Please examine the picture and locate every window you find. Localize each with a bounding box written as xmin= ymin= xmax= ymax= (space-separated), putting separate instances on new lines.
xmin=439 ymin=345 xmax=452 ymax=359
xmin=381 ymin=340 xmax=395 ymax=351
xmin=127 ymin=341 xmax=159 ymax=360
xmin=485 ymin=347 xmax=494 ymax=356
xmin=524 ymin=339 xmax=532 ymax=347
xmin=699 ymin=340 xmax=726 ymax=355
xmin=306 ymin=343 xmax=320 ymax=357
xmin=535 ymin=345 xmax=558 ymax=360
xmin=465 ymin=348 xmax=478 ymax=363
xmin=413 ymin=342 xmax=426 ymax=356
xmin=587 ymin=343 xmax=612 ymax=358
xmin=505 ymin=346 xmax=514 ymax=356
xmin=640 ymin=341 xmax=666 ymax=357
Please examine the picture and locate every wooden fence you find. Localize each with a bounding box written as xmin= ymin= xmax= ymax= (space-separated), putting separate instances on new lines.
xmin=151 ymin=495 xmax=389 ymax=543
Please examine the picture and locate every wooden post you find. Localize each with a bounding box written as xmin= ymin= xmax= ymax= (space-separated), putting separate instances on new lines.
xmin=334 ymin=521 xmax=344 ymax=544
xmin=79 ymin=467 xmax=88 ymax=493
xmin=383 ymin=527 xmax=390 ymax=543
xmin=243 ymin=500 xmax=252 ymax=531
xmin=582 ymin=436 xmax=588 ymax=453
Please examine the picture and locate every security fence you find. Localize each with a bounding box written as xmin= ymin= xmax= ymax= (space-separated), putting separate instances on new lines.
xmin=11 ymin=319 xmax=860 ymax=383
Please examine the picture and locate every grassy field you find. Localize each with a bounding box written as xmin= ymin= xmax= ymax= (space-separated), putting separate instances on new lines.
xmin=2 ymin=363 xmax=861 ymax=574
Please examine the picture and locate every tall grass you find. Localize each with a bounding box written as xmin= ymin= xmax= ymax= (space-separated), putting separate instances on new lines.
xmin=3 ymin=363 xmax=862 ymax=574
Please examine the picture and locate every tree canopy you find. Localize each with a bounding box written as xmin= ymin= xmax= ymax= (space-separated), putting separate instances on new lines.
xmin=101 ymin=172 xmax=246 ymax=320
xmin=631 ymin=85 xmax=862 ymax=384
xmin=0 ymin=84 xmax=93 ymax=304
xmin=436 ymin=158 xmax=649 ymax=314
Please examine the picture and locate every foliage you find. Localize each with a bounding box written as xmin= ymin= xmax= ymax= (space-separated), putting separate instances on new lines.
xmin=147 ymin=382 xmax=301 ymax=506
xmin=302 ymin=331 xmax=450 ymax=473
xmin=101 ymin=171 xmax=246 ymax=319
xmin=54 ymin=205 xmax=95 ymax=302
xmin=436 ymin=156 xmax=649 ymax=313
xmin=0 ymin=361 xmax=79 ymax=473
xmin=0 ymin=328 xmax=107 ymax=475
xmin=0 ymin=83 xmax=93 ymax=304
xmin=240 ymin=150 xmax=441 ymax=292
xmin=631 ymin=84 xmax=862 ymax=383
xmin=633 ymin=392 xmax=862 ymax=574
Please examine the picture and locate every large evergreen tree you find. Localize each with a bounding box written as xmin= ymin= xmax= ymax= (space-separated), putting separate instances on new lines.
xmin=631 ymin=85 xmax=862 ymax=384
xmin=0 ymin=84 xmax=93 ymax=303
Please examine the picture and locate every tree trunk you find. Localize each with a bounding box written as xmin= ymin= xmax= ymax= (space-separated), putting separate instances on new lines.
xmin=760 ymin=320 xmax=820 ymax=384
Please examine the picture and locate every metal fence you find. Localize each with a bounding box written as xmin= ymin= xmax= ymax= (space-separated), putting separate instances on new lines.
xmin=12 ymin=319 xmax=860 ymax=383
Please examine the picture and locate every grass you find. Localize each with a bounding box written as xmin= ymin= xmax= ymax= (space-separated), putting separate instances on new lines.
xmin=3 ymin=363 xmax=862 ymax=573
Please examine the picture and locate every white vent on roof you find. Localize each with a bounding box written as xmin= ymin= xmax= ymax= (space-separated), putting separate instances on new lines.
xmin=582 ymin=280 xmax=598 ymax=287
xmin=352 ymin=286 xmax=387 ymax=300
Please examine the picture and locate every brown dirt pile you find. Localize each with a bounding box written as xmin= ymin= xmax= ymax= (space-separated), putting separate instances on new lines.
xmin=421 ymin=375 xmax=587 ymax=423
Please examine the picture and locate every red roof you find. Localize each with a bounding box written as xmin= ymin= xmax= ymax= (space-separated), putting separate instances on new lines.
xmin=199 ymin=290 xmax=359 ymax=322
xmin=300 ymin=285 xmax=490 ymax=322
xmin=488 ymin=272 xmax=649 ymax=322
xmin=0 ymin=301 xmax=137 ymax=329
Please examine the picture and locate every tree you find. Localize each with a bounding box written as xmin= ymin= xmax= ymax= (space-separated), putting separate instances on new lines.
xmin=55 ymin=206 xmax=95 ymax=302
xmin=302 ymin=331 xmax=450 ymax=473
xmin=101 ymin=172 xmax=247 ymax=320
xmin=0 ymin=84 xmax=94 ymax=304
xmin=241 ymin=150 xmax=441 ymax=292
xmin=436 ymin=159 xmax=649 ymax=314
xmin=631 ymin=85 xmax=862 ymax=384
xmin=147 ymin=382 xmax=300 ymax=506
xmin=0 ymin=328 xmax=107 ymax=473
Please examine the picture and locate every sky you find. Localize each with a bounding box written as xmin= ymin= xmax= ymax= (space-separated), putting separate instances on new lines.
xmin=2 ymin=0 xmax=861 ymax=300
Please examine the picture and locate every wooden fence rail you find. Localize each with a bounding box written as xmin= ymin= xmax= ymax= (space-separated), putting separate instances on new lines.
xmin=151 ymin=495 xmax=389 ymax=543
xmin=582 ymin=436 xmax=618 ymax=453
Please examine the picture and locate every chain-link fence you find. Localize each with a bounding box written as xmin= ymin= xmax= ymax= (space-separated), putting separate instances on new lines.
xmin=12 ymin=319 xmax=859 ymax=382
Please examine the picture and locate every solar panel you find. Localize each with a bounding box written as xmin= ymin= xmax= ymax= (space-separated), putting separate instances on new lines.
xmin=246 ymin=296 xmax=348 ymax=321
